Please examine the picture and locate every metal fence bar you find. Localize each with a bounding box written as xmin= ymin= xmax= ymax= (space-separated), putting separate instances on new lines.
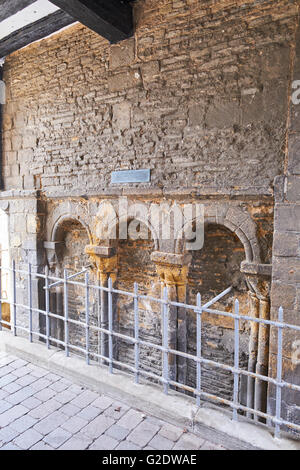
xmin=233 ymin=299 xmax=240 ymax=421
xmin=64 ymin=269 xmax=69 ymax=357
xmin=196 ymin=293 xmax=202 ymax=407
xmin=97 ymin=278 xmax=102 ymax=365
xmin=28 ymin=263 xmax=33 ymax=343
xmin=12 ymin=309 xmax=300 ymax=433
xmin=12 ymin=260 xmax=17 ymax=336
xmin=85 ymin=271 xmax=90 ymax=366
xmin=134 ymin=282 xmax=140 ymax=384
xmin=162 ymin=286 xmax=169 ymax=395
xmin=108 ymin=277 xmax=113 ymax=374
xmin=203 ymin=306 xmax=300 ymax=333
xmin=4 ymin=281 xmax=300 ymax=390
xmin=49 ymin=268 xmax=88 ymax=289
xmin=2 ymin=262 xmax=300 ymax=438
xmin=202 ymin=286 xmax=233 ymax=309
xmin=45 ymin=266 xmax=50 ymax=349
xmin=2 ymin=279 xmax=300 ymax=388
xmin=275 ymin=306 xmax=284 ymax=439
xmin=8 ymin=308 xmax=300 ymax=434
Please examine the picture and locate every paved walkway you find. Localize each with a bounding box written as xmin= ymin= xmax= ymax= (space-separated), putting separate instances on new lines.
xmin=0 ymin=352 xmax=225 ymax=450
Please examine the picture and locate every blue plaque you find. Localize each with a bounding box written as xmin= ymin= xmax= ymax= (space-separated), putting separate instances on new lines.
xmin=111 ymin=169 xmax=151 ymax=184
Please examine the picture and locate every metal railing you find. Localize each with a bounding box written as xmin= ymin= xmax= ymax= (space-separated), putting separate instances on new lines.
xmin=0 ymin=262 xmax=300 ymax=440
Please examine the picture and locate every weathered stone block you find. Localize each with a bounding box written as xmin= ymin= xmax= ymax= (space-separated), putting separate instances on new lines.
xmin=273 ymin=231 xmax=299 ymax=257
xmin=23 ymin=175 xmax=35 ymax=190
xmin=11 ymin=134 xmax=22 ymax=151
xmin=287 ymin=133 xmax=300 ymax=174
xmin=13 ymin=214 xmax=27 ymax=233
xmin=27 ymin=214 xmax=38 ymax=234
xmin=271 ymin=281 xmax=297 ymax=309
xmin=141 ymin=60 xmax=160 ymax=79
xmin=273 ymin=257 xmax=300 ymax=282
xmin=261 ymin=45 xmax=290 ymax=80
xmin=23 ymin=134 xmax=37 ymax=149
xmin=112 ymin=102 xmax=131 ymax=131
xmin=286 ymin=175 xmax=300 ymax=202
xmin=110 ymin=38 xmax=135 ymax=70
xmin=108 ymin=71 xmax=141 ymax=92
xmin=188 ymin=103 xmax=205 ymax=127
xmin=206 ymin=98 xmax=240 ymax=129
xmin=275 ymin=204 xmax=300 ymax=232
xmin=263 ymin=81 xmax=288 ymax=123
xmin=241 ymin=91 xmax=264 ymax=125
xmin=14 ymin=112 xmax=26 ymax=129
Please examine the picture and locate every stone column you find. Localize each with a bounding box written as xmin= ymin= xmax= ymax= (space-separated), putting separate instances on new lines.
xmin=242 ymin=261 xmax=271 ymax=418
xmin=255 ymin=295 xmax=270 ymax=418
xmin=151 ymin=252 xmax=191 ymax=385
xmin=44 ymin=241 xmax=65 ymax=345
xmin=85 ymin=245 xmax=118 ymax=362
xmin=246 ymin=291 xmax=260 ymax=417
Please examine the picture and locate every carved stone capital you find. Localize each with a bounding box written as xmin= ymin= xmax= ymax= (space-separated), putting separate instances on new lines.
xmin=85 ymin=245 xmax=118 ymax=283
xmin=241 ymin=261 xmax=272 ymax=301
xmin=151 ymin=251 xmax=191 ymax=287
xmin=44 ymin=241 xmax=65 ymax=270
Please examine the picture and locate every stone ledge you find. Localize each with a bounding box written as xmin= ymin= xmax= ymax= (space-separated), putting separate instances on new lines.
xmin=85 ymin=245 xmax=116 ymax=258
xmin=0 ymin=331 xmax=299 ymax=450
xmin=36 ymin=187 xmax=274 ymax=201
xmin=151 ymin=251 xmax=192 ymax=267
xmin=241 ymin=261 xmax=272 ymax=277
xmin=0 ymin=189 xmax=39 ymax=199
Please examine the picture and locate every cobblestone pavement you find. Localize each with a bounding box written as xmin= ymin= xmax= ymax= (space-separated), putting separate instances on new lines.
xmin=0 ymin=352 xmax=226 ymax=451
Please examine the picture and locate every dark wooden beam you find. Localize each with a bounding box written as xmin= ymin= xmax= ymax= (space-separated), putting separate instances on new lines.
xmin=0 ymin=0 xmax=36 ymax=22
xmin=0 ymin=10 xmax=74 ymax=58
xmin=49 ymin=0 xmax=133 ymax=44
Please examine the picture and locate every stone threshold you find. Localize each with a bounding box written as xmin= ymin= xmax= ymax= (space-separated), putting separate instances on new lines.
xmin=0 ymin=330 xmax=299 ymax=451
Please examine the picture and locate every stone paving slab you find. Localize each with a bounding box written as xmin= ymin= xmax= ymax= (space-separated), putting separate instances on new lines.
xmin=0 ymin=353 xmax=226 ymax=451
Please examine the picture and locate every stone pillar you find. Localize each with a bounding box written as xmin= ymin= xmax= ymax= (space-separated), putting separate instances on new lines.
xmin=241 ymin=261 xmax=271 ymax=418
xmin=151 ymin=252 xmax=191 ymax=385
xmin=44 ymin=241 xmax=65 ymax=345
xmin=255 ymin=296 xmax=270 ymax=418
xmin=7 ymin=194 xmax=45 ymax=340
xmin=246 ymin=291 xmax=260 ymax=417
xmin=269 ymin=22 xmax=300 ymax=429
xmin=85 ymin=245 xmax=118 ymax=362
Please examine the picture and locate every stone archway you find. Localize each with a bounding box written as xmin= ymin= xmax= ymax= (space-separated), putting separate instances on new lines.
xmin=46 ymin=216 xmax=94 ymax=354
xmin=86 ymin=215 xmax=159 ymax=377
xmin=186 ymin=223 xmax=249 ymax=403
xmin=116 ymin=218 xmax=159 ymax=376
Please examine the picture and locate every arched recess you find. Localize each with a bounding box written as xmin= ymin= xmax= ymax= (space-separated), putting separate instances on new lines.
xmin=176 ymin=204 xmax=261 ymax=263
xmin=115 ymin=217 xmax=161 ymax=378
xmin=0 ymin=209 xmax=10 ymax=327
xmin=51 ymin=214 xmax=92 ymax=247
xmin=186 ymin=222 xmax=250 ymax=404
xmin=48 ymin=216 xmax=96 ymax=354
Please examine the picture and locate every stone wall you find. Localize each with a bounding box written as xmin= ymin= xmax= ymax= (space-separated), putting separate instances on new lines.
xmin=187 ymin=224 xmax=249 ymax=401
xmin=269 ymin=22 xmax=300 ymax=433
xmin=1 ymin=0 xmax=298 ymax=197
xmin=1 ymin=0 xmax=300 ymax=421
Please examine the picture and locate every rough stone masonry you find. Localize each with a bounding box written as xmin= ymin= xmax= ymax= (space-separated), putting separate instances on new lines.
xmin=0 ymin=0 xmax=300 ymax=430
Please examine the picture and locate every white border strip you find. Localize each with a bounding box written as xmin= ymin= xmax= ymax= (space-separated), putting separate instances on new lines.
xmin=0 ymin=0 xmax=60 ymax=41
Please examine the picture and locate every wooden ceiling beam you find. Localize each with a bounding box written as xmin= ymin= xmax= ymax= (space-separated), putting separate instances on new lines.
xmin=0 ymin=0 xmax=36 ymax=22
xmin=0 ymin=9 xmax=74 ymax=58
xmin=49 ymin=0 xmax=133 ymax=44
